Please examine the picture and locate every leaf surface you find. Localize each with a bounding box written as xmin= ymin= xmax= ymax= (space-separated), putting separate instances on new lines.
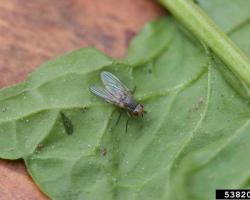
xmin=0 ymin=1 xmax=250 ymax=200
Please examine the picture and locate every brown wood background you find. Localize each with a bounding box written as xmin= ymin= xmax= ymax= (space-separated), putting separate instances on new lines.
xmin=0 ymin=0 xmax=164 ymax=199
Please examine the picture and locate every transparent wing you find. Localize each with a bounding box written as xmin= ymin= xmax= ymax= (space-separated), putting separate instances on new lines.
xmin=89 ymin=86 xmax=119 ymax=104
xmin=101 ymin=71 xmax=131 ymax=99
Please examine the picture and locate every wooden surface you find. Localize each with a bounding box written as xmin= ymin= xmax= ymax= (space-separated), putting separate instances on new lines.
xmin=0 ymin=0 xmax=164 ymax=199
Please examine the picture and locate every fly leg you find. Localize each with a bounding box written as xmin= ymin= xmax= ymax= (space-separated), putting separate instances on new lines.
xmin=132 ymin=86 xmax=137 ymax=94
xmin=125 ymin=112 xmax=132 ymax=132
xmin=125 ymin=118 xmax=130 ymax=132
xmin=115 ymin=110 xmax=122 ymax=125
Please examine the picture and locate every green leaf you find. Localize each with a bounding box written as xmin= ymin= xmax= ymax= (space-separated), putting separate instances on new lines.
xmin=159 ymin=0 xmax=250 ymax=85
xmin=0 ymin=1 xmax=249 ymax=200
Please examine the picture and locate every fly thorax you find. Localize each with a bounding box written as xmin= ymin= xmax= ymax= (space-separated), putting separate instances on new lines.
xmin=123 ymin=96 xmax=138 ymax=111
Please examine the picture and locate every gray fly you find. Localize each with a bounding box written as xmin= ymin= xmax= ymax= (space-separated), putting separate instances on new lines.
xmin=89 ymin=71 xmax=145 ymax=130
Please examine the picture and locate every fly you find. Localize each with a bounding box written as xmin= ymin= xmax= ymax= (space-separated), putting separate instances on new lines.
xmin=89 ymin=71 xmax=145 ymax=131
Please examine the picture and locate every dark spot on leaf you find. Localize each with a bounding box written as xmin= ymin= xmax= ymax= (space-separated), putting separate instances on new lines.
xmin=148 ymin=69 xmax=152 ymax=74
xmin=81 ymin=107 xmax=88 ymax=113
xmin=100 ymin=148 xmax=107 ymax=156
xmin=35 ymin=143 xmax=44 ymax=153
xmin=189 ymin=96 xmax=205 ymax=112
xmin=37 ymin=143 xmax=44 ymax=149
xmin=60 ymin=112 xmax=74 ymax=135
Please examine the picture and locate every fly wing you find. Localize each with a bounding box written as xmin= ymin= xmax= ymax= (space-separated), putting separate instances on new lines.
xmin=89 ymin=86 xmax=120 ymax=105
xmin=100 ymin=71 xmax=131 ymax=100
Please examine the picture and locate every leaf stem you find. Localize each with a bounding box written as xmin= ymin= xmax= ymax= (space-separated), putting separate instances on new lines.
xmin=159 ymin=0 xmax=250 ymax=85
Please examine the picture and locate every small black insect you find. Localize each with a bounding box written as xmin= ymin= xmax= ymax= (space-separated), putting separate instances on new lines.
xmin=60 ymin=112 xmax=74 ymax=135
xmin=89 ymin=71 xmax=145 ymax=131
